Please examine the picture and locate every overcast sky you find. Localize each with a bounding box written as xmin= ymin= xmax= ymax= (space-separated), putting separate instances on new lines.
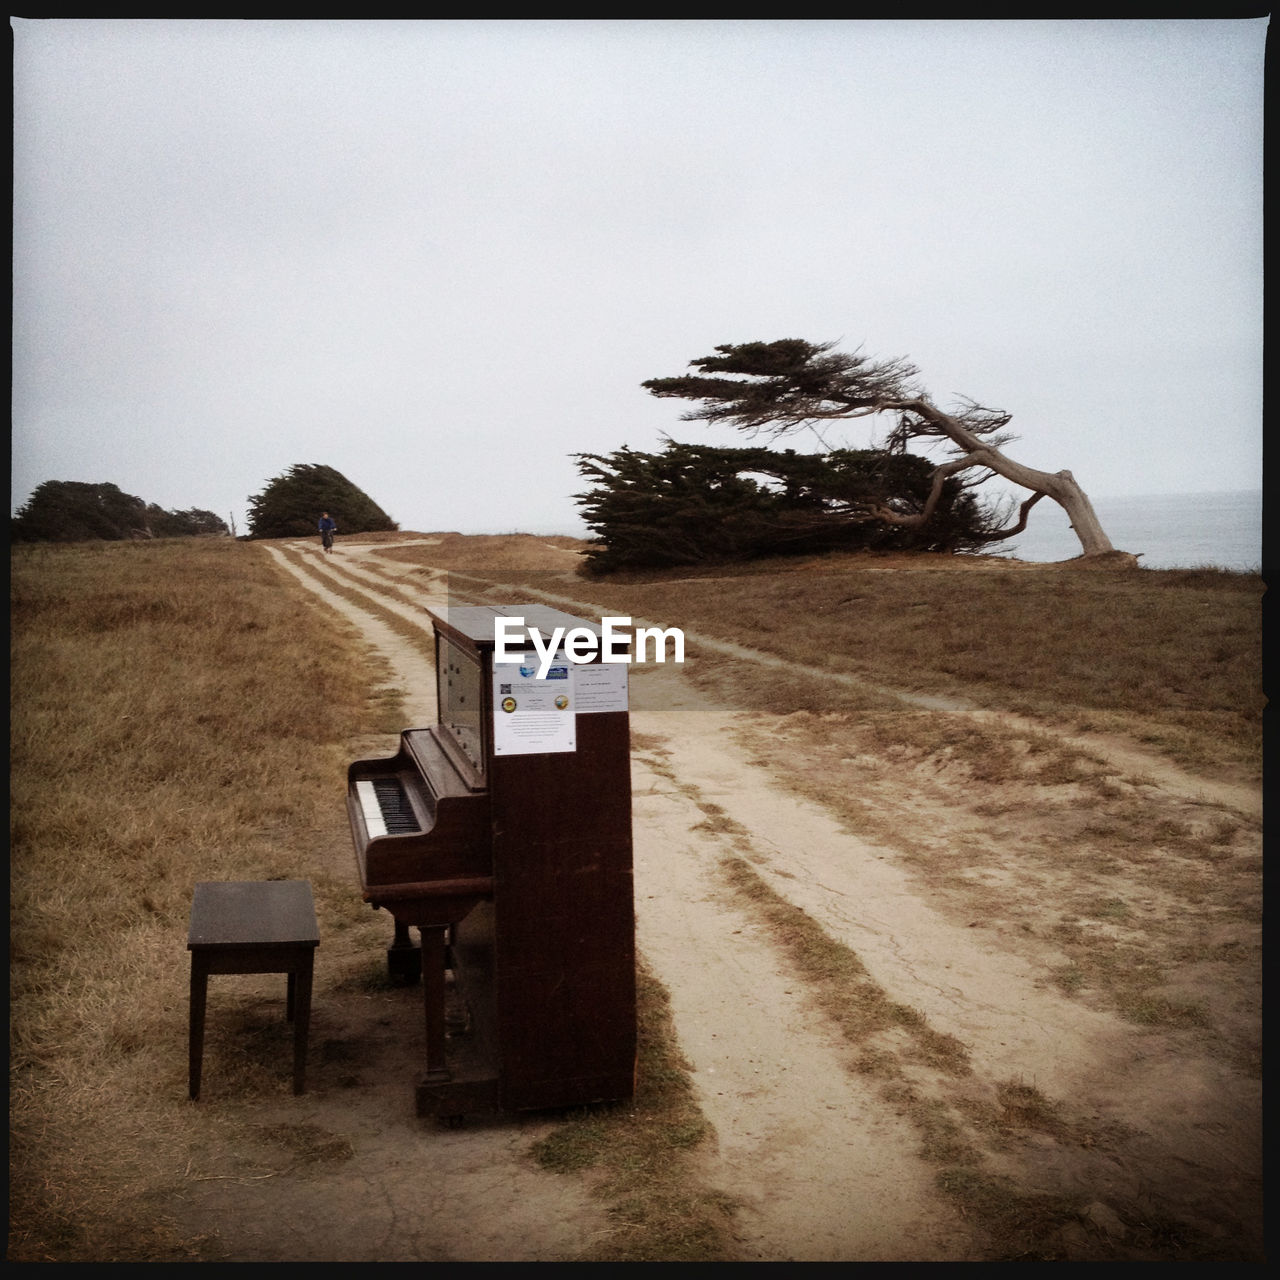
xmin=11 ymin=18 xmax=1267 ymax=536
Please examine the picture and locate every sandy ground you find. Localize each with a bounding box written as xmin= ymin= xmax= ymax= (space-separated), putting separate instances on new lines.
xmin=173 ymin=535 xmax=1261 ymax=1262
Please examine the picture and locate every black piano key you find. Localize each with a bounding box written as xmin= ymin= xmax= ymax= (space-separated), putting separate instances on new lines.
xmin=372 ymin=778 xmax=423 ymax=834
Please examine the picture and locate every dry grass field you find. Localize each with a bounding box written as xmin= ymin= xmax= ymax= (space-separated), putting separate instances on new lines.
xmin=9 ymin=539 xmax=387 ymax=1259
xmin=8 ymin=533 xmax=1265 ymax=1261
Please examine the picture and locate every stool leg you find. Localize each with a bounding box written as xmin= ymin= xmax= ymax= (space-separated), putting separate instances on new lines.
xmin=286 ymin=971 xmax=296 ymax=1023
xmin=189 ymin=957 xmax=208 ymax=1101
xmin=292 ymin=957 xmax=313 ymax=1096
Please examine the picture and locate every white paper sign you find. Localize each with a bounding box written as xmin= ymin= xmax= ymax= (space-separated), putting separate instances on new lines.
xmin=573 ymin=661 xmax=629 ymax=713
xmin=492 ymin=651 xmax=577 ymax=755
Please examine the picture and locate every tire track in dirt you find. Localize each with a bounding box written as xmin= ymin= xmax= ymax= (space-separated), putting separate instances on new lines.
xmin=262 ymin=544 xmax=440 ymax=726
xmin=633 ymin=684 xmax=1126 ymax=1096
xmin=628 ymin=741 xmax=975 ymax=1260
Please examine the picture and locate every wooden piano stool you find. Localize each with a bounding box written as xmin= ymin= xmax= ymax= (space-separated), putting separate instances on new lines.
xmin=187 ymin=880 xmax=320 ymax=1100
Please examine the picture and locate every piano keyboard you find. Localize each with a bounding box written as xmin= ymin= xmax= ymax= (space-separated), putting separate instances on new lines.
xmin=356 ymin=778 xmax=423 ymax=838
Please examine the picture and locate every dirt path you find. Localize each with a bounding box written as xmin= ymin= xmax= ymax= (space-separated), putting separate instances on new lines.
xmin=259 ymin=541 xmax=981 ymax=1258
xmin=231 ymin=537 xmax=1261 ymax=1262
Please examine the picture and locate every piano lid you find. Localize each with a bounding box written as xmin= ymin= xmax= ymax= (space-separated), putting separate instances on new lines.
xmin=427 ymin=604 xmax=603 ymax=649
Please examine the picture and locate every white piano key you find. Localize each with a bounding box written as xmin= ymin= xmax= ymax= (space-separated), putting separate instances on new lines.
xmin=356 ymin=778 xmax=388 ymax=838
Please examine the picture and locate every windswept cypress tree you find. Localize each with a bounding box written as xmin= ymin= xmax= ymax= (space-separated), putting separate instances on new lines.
xmin=245 ymin=464 xmax=398 ymax=539
xmin=144 ymin=505 xmax=230 ymax=537
xmin=11 ymin=481 xmax=229 ymax=542
xmin=11 ymin=481 xmax=148 ymax=542
xmin=644 ymin=338 xmax=1125 ymax=560
xmin=574 ymin=441 xmax=999 ymax=572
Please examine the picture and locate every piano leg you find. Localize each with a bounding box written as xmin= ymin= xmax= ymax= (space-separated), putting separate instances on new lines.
xmin=420 ymin=925 xmax=451 ymax=1083
xmin=387 ymin=918 xmax=422 ymax=984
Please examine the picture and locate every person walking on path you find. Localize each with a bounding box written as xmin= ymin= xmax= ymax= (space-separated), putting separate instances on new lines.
xmin=318 ymin=511 xmax=337 ymax=554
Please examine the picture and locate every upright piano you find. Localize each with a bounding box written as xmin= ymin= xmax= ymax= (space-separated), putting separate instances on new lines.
xmin=346 ymin=604 xmax=636 ymax=1119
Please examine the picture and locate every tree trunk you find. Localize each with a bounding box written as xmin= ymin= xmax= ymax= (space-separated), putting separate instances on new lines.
xmin=1032 ymin=469 xmax=1114 ymax=556
xmin=966 ymin=455 xmax=1117 ymax=556
xmin=892 ymin=398 xmax=1124 ymax=559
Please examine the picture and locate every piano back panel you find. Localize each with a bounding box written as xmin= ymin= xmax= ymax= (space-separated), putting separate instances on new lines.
xmin=424 ymin=605 xmax=637 ymax=1112
xmin=488 ymin=706 xmax=636 ymax=1112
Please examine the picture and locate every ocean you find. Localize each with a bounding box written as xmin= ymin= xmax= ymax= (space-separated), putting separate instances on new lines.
xmin=991 ymin=489 xmax=1263 ymax=573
